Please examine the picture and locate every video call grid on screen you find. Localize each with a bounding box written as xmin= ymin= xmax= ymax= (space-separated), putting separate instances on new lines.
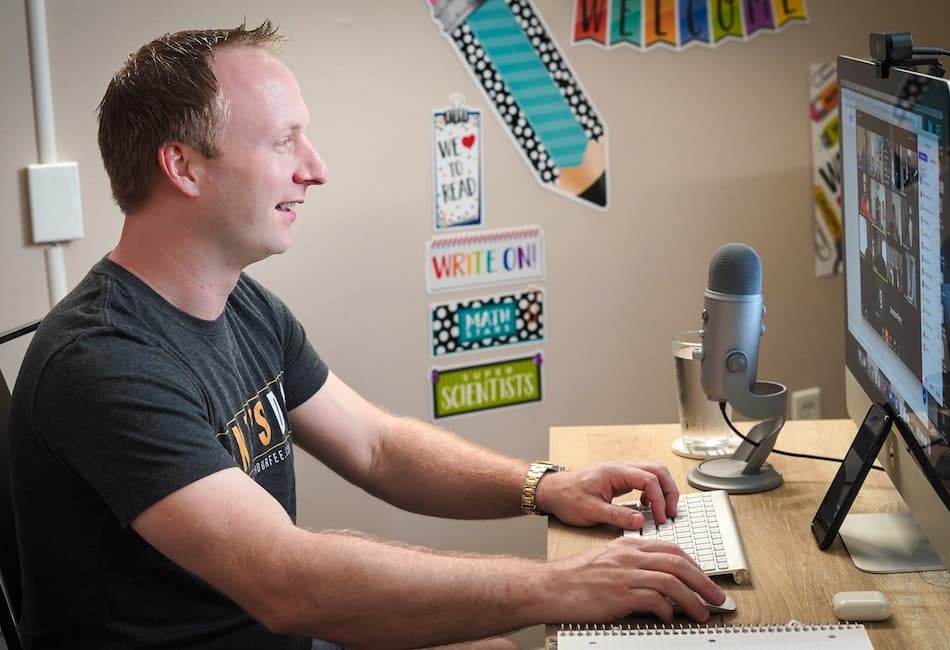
xmin=843 ymin=80 xmax=944 ymax=413
xmin=855 ymin=109 xmax=923 ymax=377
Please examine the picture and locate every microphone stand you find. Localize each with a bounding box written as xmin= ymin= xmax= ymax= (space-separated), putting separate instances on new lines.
xmin=688 ymin=364 xmax=787 ymax=494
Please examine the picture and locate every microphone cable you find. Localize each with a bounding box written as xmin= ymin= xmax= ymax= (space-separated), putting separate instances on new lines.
xmin=718 ymin=401 xmax=885 ymax=472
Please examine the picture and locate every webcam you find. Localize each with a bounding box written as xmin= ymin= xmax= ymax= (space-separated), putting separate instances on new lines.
xmin=869 ymin=32 xmax=947 ymax=79
xmin=869 ymin=32 xmax=914 ymax=64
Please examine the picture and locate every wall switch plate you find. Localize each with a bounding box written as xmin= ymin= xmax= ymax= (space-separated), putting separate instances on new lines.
xmin=790 ymin=386 xmax=822 ymax=420
xmin=27 ymin=162 xmax=84 ymax=243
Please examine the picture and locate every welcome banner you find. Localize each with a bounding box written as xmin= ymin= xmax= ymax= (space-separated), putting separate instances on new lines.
xmin=572 ymin=0 xmax=809 ymax=51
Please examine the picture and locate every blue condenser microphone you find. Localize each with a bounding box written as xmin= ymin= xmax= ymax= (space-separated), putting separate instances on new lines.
xmin=688 ymin=243 xmax=787 ymax=494
xmin=700 ymin=243 xmax=764 ymax=405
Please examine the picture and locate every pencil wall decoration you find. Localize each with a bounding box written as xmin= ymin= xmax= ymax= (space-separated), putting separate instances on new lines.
xmin=572 ymin=0 xmax=809 ymax=51
xmin=427 ymin=0 xmax=608 ymax=210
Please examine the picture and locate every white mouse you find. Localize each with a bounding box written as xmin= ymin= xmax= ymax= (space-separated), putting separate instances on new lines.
xmin=664 ymin=593 xmax=736 ymax=616
xmin=700 ymin=593 xmax=737 ymax=615
xmin=631 ymin=593 xmax=737 ymax=618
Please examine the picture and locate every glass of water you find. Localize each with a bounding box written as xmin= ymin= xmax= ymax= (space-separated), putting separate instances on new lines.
xmin=672 ymin=330 xmax=739 ymax=459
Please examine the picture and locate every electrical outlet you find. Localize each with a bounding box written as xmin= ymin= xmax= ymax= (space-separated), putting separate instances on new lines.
xmin=790 ymin=387 xmax=822 ymax=420
xmin=27 ymin=162 xmax=84 ymax=243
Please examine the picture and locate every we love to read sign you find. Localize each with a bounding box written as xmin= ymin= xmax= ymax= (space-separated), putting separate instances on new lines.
xmin=433 ymin=109 xmax=482 ymax=229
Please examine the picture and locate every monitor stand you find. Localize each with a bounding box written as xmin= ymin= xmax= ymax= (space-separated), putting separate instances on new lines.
xmin=839 ymin=512 xmax=945 ymax=573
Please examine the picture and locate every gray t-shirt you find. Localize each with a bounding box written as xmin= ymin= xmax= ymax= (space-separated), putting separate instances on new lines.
xmin=10 ymin=258 xmax=328 ymax=649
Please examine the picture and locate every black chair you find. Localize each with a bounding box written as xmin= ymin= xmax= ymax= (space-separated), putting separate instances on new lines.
xmin=0 ymin=370 xmax=22 ymax=650
xmin=0 ymin=320 xmax=40 ymax=650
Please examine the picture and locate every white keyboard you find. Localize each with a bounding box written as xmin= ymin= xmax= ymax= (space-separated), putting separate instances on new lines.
xmin=623 ymin=490 xmax=751 ymax=585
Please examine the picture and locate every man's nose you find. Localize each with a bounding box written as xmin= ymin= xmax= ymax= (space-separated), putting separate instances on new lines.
xmin=295 ymin=137 xmax=327 ymax=186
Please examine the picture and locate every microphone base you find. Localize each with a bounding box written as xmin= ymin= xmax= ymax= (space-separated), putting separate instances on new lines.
xmin=687 ymin=458 xmax=784 ymax=494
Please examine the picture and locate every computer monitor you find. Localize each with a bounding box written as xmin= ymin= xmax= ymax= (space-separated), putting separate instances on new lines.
xmin=840 ymin=53 xmax=950 ymax=572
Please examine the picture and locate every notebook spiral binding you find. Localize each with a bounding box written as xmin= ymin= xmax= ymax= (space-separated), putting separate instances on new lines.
xmin=557 ymin=622 xmax=866 ymax=636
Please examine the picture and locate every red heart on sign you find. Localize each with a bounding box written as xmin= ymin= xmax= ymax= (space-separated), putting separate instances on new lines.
xmin=461 ymin=134 xmax=476 ymax=148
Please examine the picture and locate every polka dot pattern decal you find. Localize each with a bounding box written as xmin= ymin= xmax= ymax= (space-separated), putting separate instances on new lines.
xmin=431 ymin=290 xmax=544 ymax=356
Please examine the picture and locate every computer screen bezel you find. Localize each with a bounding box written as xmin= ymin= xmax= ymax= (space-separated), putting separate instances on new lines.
xmin=839 ymin=54 xmax=950 ymax=514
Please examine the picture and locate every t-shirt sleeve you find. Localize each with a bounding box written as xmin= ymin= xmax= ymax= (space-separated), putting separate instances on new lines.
xmin=33 ymin=332 xmax=238 ymax=527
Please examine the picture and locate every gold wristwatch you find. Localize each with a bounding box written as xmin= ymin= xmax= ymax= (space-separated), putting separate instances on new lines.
xmin=520 ymin=461 xmax=565 ymax=515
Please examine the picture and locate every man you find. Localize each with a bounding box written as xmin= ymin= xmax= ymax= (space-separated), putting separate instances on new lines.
xmin=9 ymin=21 xmax=724 ymax=650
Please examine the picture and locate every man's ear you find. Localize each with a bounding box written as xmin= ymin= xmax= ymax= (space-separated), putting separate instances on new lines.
xmin=156 ymin=141 xmax=202 ymax=197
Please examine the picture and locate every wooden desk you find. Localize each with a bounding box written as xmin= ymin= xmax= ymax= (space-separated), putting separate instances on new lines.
xmin=545 ymin=420 xmax=950 ymax=649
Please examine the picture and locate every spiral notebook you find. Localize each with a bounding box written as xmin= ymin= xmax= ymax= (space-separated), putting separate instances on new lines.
xmin=555 ymin=623 xmax=873 ymax=649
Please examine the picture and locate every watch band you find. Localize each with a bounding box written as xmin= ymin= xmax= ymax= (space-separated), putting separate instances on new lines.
xmin=520 ymin=461 xmax=565 ymax=515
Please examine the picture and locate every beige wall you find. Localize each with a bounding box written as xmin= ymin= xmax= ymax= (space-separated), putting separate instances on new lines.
xmin=2 ymin=1 xmax=949 ymax=646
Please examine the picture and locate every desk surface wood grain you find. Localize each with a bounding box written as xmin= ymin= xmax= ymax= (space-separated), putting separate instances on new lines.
xmin=544 ymin=420 xmax=950 ymax=650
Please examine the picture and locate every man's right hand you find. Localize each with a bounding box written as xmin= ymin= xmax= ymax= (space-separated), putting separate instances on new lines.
xmin=542 ymin=536 xmax=725 ymax=624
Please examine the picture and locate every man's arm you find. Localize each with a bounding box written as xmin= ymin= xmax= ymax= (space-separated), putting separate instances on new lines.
xmin=289 ymin=371 xmax=528 ymax=518
xmin=131 ymin=468 xmax=724 ymax=649
xmin=289 ymin=372 xmax=681 ymax=527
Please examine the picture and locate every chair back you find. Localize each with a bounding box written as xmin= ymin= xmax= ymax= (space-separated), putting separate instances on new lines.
xmin=0 ymin=320 xmax=39 ymax=650
xmin=0 ymin=370 xmax=22 ymax=650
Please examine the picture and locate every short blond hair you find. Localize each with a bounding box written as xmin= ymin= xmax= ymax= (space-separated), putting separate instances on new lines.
xmin=97 ymin=20 xmax=283 ymax=214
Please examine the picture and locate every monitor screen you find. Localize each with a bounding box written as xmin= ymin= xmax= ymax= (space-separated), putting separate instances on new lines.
xmin=840 ymin=54 xmax=950 ymax=512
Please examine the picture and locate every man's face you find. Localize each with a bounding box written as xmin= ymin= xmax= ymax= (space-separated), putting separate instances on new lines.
xmin=199 ymin=47 xmax=327 ymax=267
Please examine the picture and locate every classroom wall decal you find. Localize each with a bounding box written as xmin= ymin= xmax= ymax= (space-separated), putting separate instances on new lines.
xmin=430 ymin=353 xmax=543 ymax=418
xmin=426 ymin=0 xmax=608 ymax=210
xmin=431 ymin=289 xmax=545 ymax=356
xmin=810 ymin=61 xmax=842 ymax=276
xmin=572 ymin=0 xmax=809 ymax=51
xmin=425 ymin=225 xmax=545 ymax=293
xmin=433 ymin=97 xmax=483 ymax=229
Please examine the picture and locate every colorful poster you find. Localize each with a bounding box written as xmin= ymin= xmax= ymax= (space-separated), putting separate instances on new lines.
xmin=810 ymin=62 xmax=842 ymax=276
xmin=425 ymin=225 xmax=545 ymax=294
xmin=426 ymin=0 xmax=608 ymax=210
xmin=431 ymin=353 xmax=543 ymax=418
xmin=433 ymin=100 xmax=482 ymax=230
xmin=572 ymin=0 xmax=809 ymax=51
xmin=431 ymin=289 xmax=545 ymax=356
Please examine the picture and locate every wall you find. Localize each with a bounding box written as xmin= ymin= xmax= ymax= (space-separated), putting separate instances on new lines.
xmin=1 ymin=1 xmax=948 ymax=647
